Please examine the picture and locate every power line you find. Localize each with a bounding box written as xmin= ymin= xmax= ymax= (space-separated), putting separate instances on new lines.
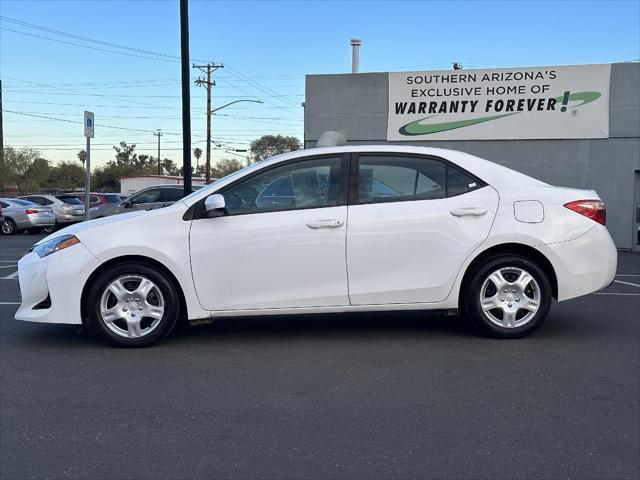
xmin=0 ymin=15 xmax=216 ymax=63
xmin=4 ymin=110 xmax=180 ymax=135
xmin=0 ymin=27 xmax=179 ymax=63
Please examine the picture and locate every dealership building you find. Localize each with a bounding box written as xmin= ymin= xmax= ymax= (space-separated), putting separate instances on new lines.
xmin=304 ymin=62 xmax=640 ymax=250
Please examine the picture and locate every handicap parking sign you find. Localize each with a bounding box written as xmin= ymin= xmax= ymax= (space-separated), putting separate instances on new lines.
xmin=84 ymin=111 xmax=95 ymax=138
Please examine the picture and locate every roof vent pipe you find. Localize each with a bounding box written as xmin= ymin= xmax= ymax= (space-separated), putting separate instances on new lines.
xmin=350 ymin=38 xmax=361 ymax=73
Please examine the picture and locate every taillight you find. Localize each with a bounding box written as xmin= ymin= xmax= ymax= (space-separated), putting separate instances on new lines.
xmin=564 ymin=200 xmax=606 ymax=225
xmin=25 ymin=208 xmax=39 ymax=215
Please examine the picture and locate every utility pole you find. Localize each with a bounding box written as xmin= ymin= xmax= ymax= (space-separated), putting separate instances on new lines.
xmin=193 ymin=62 xmax=223 ymax=183
xmin=0 ymin=80 xmax=4 ymax=188
xmin=154 ymin=129 xmax=163 ymax=175
xmin=180 ymin=0 xmax=192 ymax=197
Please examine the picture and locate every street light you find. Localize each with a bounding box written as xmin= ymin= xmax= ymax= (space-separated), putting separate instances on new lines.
xmin=211 ymin=98 xmax=263 ymax=113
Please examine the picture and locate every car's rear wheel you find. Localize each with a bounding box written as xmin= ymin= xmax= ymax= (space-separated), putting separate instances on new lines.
xmin=1 ymin=219 xmax=17 ymax=235
xmin=461 ymin=255 xmax=552 ymax=338
xmin=41 ymin=224 xmax=56 ymax=234
xmin=87 ymin=262 xmax=180 ymax=347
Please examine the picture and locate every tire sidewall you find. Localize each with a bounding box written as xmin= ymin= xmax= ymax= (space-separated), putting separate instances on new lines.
xmin=87 ymin=262 xmax=180 ymax=347
xmin=2 ymin=219 xmax=16 ymax=235
xmin=463 ymin=255 xmax=552 ymax=338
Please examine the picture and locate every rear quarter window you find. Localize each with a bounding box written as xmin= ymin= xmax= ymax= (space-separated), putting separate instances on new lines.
xmin=447 ymin=167 xmax=484 ymax=197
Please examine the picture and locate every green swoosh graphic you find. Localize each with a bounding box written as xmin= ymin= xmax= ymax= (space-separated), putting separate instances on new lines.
xmin=398 ymin=90 xmax=602 ymax=136
xmin=399 ymin=113 xmax=516 ymax=136
xmin=554 ymin=90 xmax=601 ymax=106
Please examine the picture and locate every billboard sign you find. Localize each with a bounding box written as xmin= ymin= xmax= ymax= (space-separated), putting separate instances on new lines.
xmin=387 ymin=64 xmax=611 ymax=141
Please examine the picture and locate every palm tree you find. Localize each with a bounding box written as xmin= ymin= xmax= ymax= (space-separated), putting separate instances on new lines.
xmin=193 ymin=148 xmax=203 ymax=175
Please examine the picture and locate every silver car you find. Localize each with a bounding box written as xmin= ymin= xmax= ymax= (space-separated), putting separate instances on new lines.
xmin=90 ymin=185 xmax=202 ymax=219
xmin=19 ymin=194 xmax=85 ymax=227
xmin=0 ymin=198 xmax=55 ymax=235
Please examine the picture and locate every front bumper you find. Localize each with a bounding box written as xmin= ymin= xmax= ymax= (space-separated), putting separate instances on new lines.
xmin=15 ymin=243 xmax=100 ymax=324
xmin=537 ymin=224 xmax=617 ymax=301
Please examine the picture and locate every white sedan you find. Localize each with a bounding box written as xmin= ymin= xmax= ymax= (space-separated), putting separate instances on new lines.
xmin=15 ymin=146 xmax=617 ymax=347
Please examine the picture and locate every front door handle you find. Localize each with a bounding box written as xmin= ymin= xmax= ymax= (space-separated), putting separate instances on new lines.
xmin=306 ymin=219 xmax=344 ymax=229
xmin=450 ymin=207 xmax=487 ymax=217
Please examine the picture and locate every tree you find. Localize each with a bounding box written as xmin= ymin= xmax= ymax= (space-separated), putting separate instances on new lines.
xmin=47 ymin=161 xmax=85 ymax=191
xmin=193 ymin=148 xmax=203 ymax=172
xmin=1 ymin=146 xmax=51 ymax=194
xmin=212 ymin=158 xmax=244 ymax=178
xmin=77 ymin=149 xmax=87 ymax=166
xmin=113 ymin=141 xmax=138 ymax=166
xmin=249 ymin=135 xmax=301 ymax=163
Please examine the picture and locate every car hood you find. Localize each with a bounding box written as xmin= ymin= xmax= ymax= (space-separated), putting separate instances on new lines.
xmin=35 ymin=210 xmax=148 ymax=245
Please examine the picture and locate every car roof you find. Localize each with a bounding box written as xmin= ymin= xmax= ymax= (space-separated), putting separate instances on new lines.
xmin=1 ymin=198 xmax=38 ymax=206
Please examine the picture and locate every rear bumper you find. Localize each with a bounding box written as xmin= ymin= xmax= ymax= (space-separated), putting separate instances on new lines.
xmin=27 ymin=215 xmax=56 ymax=227
xmin=15 ymin=243 xmax=100 ymax=325
xmin=538 ymin=224 xmax=617 ymax=301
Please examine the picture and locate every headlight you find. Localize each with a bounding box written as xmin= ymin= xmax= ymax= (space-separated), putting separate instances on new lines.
xmin=33 ymin=235 xmax=81 ymax=258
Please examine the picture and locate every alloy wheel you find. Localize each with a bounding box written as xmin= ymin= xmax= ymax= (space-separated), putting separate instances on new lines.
xmin=99 ymin=274 xmax=165 ymax=338
xmin=479 ymin=266 xmax=541 ymax=328
xmin=1 ymin=220 xmax=15 ymax=235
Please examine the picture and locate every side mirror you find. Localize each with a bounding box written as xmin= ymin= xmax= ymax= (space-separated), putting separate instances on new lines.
xmin=123 ymin=200 xmax=132 ymax=208
xmin=204 ymin=194 xmax=226 ymax=217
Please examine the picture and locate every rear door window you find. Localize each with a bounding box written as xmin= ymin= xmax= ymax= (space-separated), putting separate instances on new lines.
xmin=161 ymin=188 xmax=184 ymax=203
xmin=56 ymin=195 xmax=83 ymax=205
xmin=130 ymin=189 xmax=162 ymax=205
xmin=357 ymin=155 xmax=446 ymax=204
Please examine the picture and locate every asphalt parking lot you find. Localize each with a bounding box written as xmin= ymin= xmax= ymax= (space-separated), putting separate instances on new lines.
xmin=1 ymin=233 xmax=638 ymax=480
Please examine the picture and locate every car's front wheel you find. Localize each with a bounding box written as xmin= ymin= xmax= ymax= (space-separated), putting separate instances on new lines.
xmin=461 ymin=255 xmax=552 ymax=338
xmin=87 ymin=262 xmax=180 ymax=347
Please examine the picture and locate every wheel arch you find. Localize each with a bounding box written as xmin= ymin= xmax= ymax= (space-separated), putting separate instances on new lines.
xmin=459 ymin=243 xmax=558 ymax=302
xmin=80 ymin=255 xmax=188 ymax=324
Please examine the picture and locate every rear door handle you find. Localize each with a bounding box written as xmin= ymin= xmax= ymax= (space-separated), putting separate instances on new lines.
xmin=306 ymin=219 xmax=344 ymax=229
xmin=450 ymin=207 xmax=487 ymax=217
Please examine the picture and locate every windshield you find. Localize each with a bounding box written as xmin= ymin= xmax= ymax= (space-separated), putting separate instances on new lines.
xmin=105 ymin=195 xmax=121 ymax=204
xmin=179 ymin=166 xmax=254 ymax=204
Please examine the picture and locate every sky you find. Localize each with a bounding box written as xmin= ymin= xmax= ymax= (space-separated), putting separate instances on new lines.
xmin=1 ymin=0 xmax=639 ymax=169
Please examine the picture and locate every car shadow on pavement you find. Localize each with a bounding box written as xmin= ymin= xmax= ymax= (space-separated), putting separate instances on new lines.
xmin=172 ymin=311 xmax=479 ymax=345
xmin=6 ymin=300 xmax=619 ymax=348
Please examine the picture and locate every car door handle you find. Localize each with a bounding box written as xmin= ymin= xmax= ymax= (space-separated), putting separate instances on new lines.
xmin=450 ymin=207 xmax=487 ymax=217
xmin=306 ymin=219 xmax=344 ymax=229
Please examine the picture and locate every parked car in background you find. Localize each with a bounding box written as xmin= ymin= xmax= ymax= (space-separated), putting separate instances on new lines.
xmin=89 ymin=184 xmax=203 ymax=219
xmin=69 ymin=192 xmax=123 ymax=209
xmin=0 ymin=198 xmax=55 ymax=235
xmin=18 ymin=194 xmax=85 ymax=228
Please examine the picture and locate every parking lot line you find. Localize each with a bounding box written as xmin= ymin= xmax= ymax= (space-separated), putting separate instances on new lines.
xmin=0 ymin=302 xmax=20 ymax=305
xmin=593 ymin=292 xmax=640 ymax=296
xmin=614 ymin=279 xmax=640 ymax=288
xmin=1 ymin=271 xmax=18 ymax=279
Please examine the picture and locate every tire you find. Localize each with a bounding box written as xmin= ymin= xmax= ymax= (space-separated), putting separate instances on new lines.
xmin=87 ymin=262 xmax=180 ymax=347
xmin=1 ymin=218 xmax=17 ymax=235
xmin=41 ymin=224 xmax=56 ymax=234
xmin=460 ymin=255 xmax=552 ymax=338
